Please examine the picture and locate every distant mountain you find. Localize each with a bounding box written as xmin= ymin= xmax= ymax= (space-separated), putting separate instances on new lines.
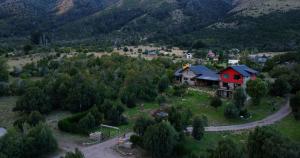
xmin=0 ymin=0 xmax=300 ymax=50
xmin=54 ymin=0 xmax=232 ymax=41
xmin=0 ymin=0 xmax=119 ymax=37
xmin=230 ymin=0 xmax=300 ymax=16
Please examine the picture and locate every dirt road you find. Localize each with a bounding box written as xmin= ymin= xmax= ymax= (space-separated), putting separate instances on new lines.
xmin=53 ymin=133 xmax=133 ymax=158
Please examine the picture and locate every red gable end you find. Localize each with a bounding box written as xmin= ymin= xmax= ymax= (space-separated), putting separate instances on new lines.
xmin=220 ymin=68 xmax=244 ymax=84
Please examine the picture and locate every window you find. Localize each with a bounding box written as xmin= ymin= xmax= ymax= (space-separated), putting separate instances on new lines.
xmin=234 ymin=75 xmax=241 ymax=80
xmin=223 ymin=74 xmax=229 ymax=79
xmin=184 ymin=77 xmax=188 ymax=81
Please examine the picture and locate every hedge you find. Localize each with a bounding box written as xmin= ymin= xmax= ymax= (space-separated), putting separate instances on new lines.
xmin=58 ymin=112 xmax=89 ymax=135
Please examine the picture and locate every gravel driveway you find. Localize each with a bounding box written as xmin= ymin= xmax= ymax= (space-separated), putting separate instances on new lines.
xmin=53 ymin=133 xmax=134 ymax=158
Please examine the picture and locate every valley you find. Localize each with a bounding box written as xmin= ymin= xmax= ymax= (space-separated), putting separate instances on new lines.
xmin=0 ymin=1 xmax=300 ymax=158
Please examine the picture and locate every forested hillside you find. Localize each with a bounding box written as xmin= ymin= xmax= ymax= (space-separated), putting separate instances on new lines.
xmin=0 ymin=0 xmax=300 ymax=50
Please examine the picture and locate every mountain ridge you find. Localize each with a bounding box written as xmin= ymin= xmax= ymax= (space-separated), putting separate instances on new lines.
xmin=0 ymin=0 xmax=300 ymax=50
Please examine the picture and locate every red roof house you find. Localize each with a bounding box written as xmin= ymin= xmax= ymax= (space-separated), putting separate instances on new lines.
xmin=218 ymin=65 xmax=258 ymax=97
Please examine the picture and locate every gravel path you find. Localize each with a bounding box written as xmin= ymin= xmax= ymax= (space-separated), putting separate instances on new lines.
xmin=53 ymin=134 xmax=133 ymax=158
xmin=188 ymin=98 xmax=291 ymax=132
xmin=80 ymin=134 xmax=134 ymax=158
xmin=0 ymin=127 xmax=6 ymax=137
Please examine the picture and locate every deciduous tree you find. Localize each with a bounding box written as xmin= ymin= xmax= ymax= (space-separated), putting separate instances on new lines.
xmin=270 ymin=78 xmax=291 ymax=97
xmin=246 ymin=79 xmax=268 ymax=105
xmin=233 ymin=87 xmax=247 ymax=110
xmin=14 ymin=87 xmax=52 ymax=114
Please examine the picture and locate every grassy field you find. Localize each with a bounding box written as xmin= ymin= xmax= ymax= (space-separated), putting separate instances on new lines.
xmin=273 ymin=115 xmax=300 ymax=141
xmin=95 ymin=102 xmax=160 ymax=138
xmin=185 ymin=114 xmax=300 ymax=157
xmin=0 ymin=97 xmax=19 ymax=128
xmin=99 ymin=89 xmax=286 ymax=142
xmin=183 ymin=132 xmax=248 ymax=157
xmin=171 ymin=90 xmax=285 ymax=126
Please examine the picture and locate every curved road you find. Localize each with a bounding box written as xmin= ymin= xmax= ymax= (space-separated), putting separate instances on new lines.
xmin=54 ymin=98 xmax=291 ymax=158
xmin=188 ymin=98 xmax=291 ymax=132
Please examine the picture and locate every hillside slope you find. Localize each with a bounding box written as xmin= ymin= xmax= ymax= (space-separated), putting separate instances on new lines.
xmin=0 ymin=0 xmax=120 ymax=37
xmin=231 ymin=0 xmax=300 ymax=17
xmin=0 ymin=0 xmax=300 ymax=50
xmin=54 ymin=0 xmax=232 ymax=41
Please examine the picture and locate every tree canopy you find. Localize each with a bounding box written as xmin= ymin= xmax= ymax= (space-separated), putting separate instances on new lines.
xmin=290 ymin=91 xmax=300 ymax=120
xmin=247 ymin=127 xmax=299 ymax=158
xmin=144 ymin=121 xmax=178 ymax=158
xmin=0 ymin=57 xmax=9 ymax=82
xmin=246 ymin=78 xmax=268 ymax=105
xmin=210 ymin=139 xmax=243 ymax=158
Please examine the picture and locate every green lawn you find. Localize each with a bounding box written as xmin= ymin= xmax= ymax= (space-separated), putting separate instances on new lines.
xmin=273 ymin=115 xmax=300 ymax=141
xmin=171 ymin=90 xmax=285 ymax=126
xmin=94 ymin=102 xmax=160 ymax=138
xmin=123 ymin=102 xmax=159 ymax=132
xmin=183 ymin=132 xmax=248 ymax=157
xmin=184 ymin=115 xmax=300 ymax=157
xmin=124 ymin=102 xmax=159 ymax=120
xmin=118 ymin=89 xmax=285 ymax=132
xmin=0 ymin=96 xmax=19 ymax=128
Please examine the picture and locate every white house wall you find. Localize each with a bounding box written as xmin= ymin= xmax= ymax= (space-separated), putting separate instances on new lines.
xmin=181 ymin=69 xmax=196 ymax=86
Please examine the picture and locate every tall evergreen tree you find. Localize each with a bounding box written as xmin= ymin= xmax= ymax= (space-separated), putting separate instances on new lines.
xmin=192 ymin=116 xmax=205 ymax=141
xmin=233 ymin=87 xmax=246 ymax=110
xmin=144 ymin=121 xmax=178 ymax=158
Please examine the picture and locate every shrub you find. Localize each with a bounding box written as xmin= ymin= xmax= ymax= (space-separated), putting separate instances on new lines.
xmin=239 ymin=109 xmax=251 ymax=119
xmin=58 ymin=112 xmax=89 ymax=135
xmin=133 ymin=116 xmax=155 ymax=136
xmin=156 ymin=94 xmax=167 ymax=107
xmin=173 ymin=85 xmax=187 ymax=97
xmin=63 ymin=148 xmax=85 ymax=158
xmin=130 ymin=135 xmax=143 ymax=147
xmin=210 ymin=97 xmax=222 ymax=109
xmin=224 ymin=104 xmax=240 ymax=119
xmin=270 ymin=78 xmax=291 ymax=97
xmin=27 ymin=111 xmax=45 ymax=126
xmin=78 ymin=113 xmax=96 ymax=133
